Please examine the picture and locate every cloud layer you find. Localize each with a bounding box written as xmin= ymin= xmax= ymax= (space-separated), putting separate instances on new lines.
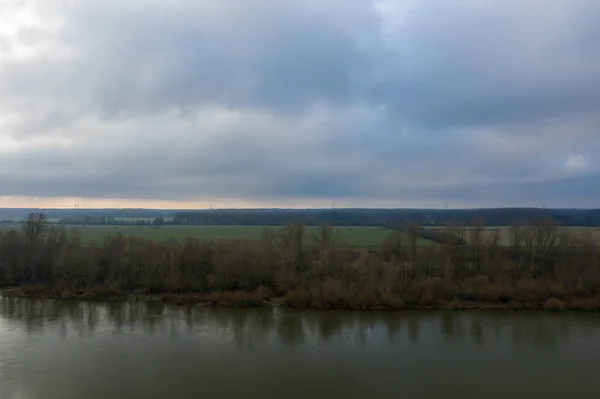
xmin=1 ymin=0 xmax=600 ymax=208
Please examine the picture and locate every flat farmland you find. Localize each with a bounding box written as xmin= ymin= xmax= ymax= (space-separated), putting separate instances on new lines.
xmin=424 ymin=226 xmax=600 ymax=245
xmin=10 ymin=225 xmax=435 ymax=247
xmin=4 ymin=223 xmax=597 ymax=247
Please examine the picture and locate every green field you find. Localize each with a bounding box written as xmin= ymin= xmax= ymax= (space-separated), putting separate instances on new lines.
xmin=0 ymin=224 xmax=434 ymax=247
xmin=4 ymin=222 xmax=599 ymax=247
xmin=424 ymin=226 xmax=600 ymax=245
xmin=71 ymin=225 xmax=434 ymax=247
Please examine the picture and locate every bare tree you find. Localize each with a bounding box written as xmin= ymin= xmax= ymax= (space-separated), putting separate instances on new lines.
xmin=21 ymin=212 xmax=48 ymax=280
xmin=314 ymin=223 xmax=338 ymax=250
xmin=469 ymin=218 xmax=484 ymax=273
xmin=383 ymin=230 xmax=403 ymax=263
xmin=509 ymin=222 xmax=526 ymax=275
xmin=279 ymin=222 xmax=305 ymax=288
xmin=407 ymin=222 xmax=420 ymax=269
xmin=22 ymin=212 xmax=48 ymax=248
xmin=533 ymin=217 xmax=559 ymax=274
xmin=313 ymin=223 xmax=339 ymax=279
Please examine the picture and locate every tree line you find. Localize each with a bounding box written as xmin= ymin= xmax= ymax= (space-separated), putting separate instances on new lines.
xmin=1 ymin=213 xmax=600 ymax=310
xmin=5 ymin=207 xmax=600 ymax=227
xmin=173 ymin=208 xmax=600 ymax=227
xmin=57 ymin=216 xmax=165 ymax=226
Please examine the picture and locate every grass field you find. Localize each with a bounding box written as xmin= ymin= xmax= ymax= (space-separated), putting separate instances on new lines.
xmin=0 ymin=224 xmax=433 ymax=247
xmin=71 ymin=225 xmax=433 ymax=247
xmin=3 ymin=222 xmax=599 ymax=247
xmin=424 ymin=226 xmax=600 ymax=245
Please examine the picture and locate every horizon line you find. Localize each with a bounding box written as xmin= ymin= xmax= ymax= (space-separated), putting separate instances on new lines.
xmin=0 ymin=206 xmax=596 ymax=211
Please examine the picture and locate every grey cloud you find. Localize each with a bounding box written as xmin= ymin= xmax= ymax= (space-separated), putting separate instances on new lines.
xmin=53 ymin=0 xmax=381 ymax=117
xmin=374 ymin=1 xmax=600 ymax=129
xmin=1 ymin=0 xmax=600 ymax=206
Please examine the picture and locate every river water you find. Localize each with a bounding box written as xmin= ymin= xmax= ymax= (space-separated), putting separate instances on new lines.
xmin=1 ymin=297 xmax=599 ymax=399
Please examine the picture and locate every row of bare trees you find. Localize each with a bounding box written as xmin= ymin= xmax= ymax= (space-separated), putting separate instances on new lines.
xmin=1 ymin=213 xmax=600 ymax=309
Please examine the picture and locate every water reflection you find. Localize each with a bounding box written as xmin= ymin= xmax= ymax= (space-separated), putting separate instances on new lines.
xmin=2 ymin=297 xmax=600 ymax=399
xmin=2 ymin=297 xmax=599 ymax=352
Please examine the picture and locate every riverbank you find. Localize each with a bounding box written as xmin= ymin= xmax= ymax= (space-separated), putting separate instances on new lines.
xmin=2 ymin=285 xmax=600 ymax=311
xmin=0 ymin=286 xmax=270 ymax=307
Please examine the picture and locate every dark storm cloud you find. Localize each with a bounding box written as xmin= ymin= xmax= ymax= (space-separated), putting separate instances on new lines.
xmin=1 ymin=0 xmax=599 ymax=206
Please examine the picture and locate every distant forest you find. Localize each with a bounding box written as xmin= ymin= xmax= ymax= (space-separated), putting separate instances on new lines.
xmin=173 ymin=208 xmax=600 ymax=227
xmin=2 ymin=208 xmax=600 ymax=227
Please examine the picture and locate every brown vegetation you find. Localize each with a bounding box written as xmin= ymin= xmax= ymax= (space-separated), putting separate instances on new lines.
xmin=543 ymin=298 xmax=565 ymax=311
xmin=1 ymin=214 xmax=600 ymax=310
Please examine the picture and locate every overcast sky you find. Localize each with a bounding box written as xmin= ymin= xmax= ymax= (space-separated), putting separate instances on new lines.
xmin=1 ymin=0 xmax=599 ymax=209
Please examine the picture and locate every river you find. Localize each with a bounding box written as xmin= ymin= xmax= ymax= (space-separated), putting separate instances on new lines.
xmin=0 ymin=297 xmax=599 ymax=398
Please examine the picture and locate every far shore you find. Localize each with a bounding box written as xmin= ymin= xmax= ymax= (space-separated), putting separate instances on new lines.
xmin=2 ymin=286 xmax=599 ymax=312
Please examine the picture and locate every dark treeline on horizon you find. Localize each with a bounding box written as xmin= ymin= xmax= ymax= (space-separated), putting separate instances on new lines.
xmin=1 ymin=212 xmax=600 ymax=310
xmin=3 ymin=208 xmax=600 ymax=227
xmin=173 ymin=208 xmax=600 ymax=227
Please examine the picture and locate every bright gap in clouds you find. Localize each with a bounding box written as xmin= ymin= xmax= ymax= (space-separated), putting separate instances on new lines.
xmin=0 ymin=196 xmax=464 ymax=210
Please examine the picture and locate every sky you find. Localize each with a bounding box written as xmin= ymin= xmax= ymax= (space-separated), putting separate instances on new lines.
xmin=1 ymin=0 xmax=599 ymax=209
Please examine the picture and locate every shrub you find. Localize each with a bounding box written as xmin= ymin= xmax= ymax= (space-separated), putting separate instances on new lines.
xmin=543 ymin=298 xmax=565 ymax=311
